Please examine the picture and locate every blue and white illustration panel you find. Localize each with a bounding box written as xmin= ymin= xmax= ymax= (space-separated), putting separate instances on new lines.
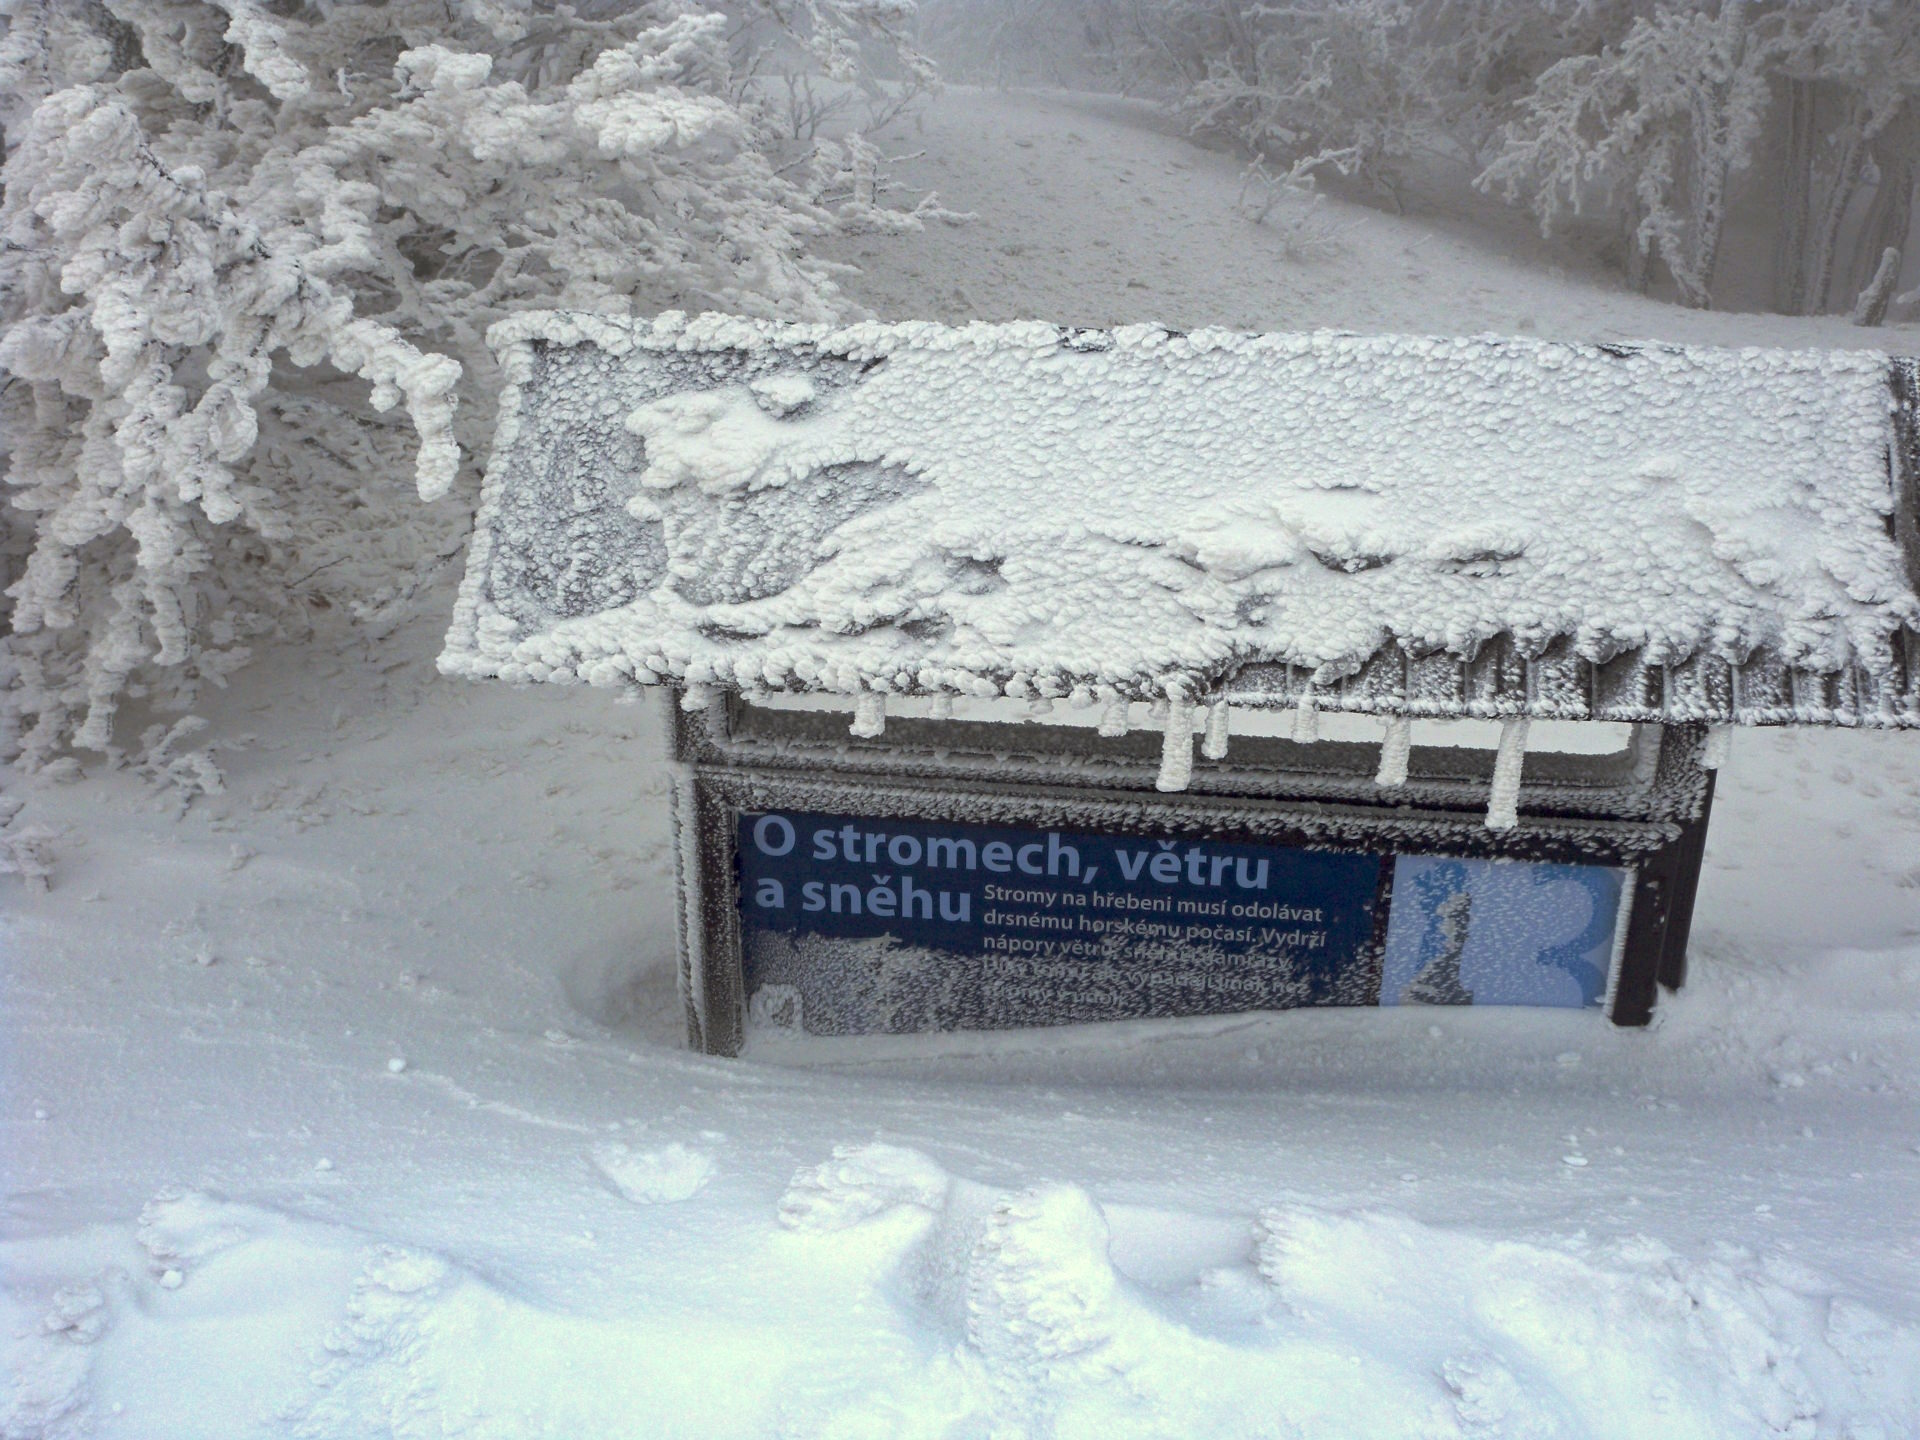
xmin=1380 ymin=856 xmax=1626 ymax=1009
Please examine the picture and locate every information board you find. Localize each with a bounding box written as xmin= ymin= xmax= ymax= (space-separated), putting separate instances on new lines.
xmin=736 ymin=809 xmax=1624 ymax=1037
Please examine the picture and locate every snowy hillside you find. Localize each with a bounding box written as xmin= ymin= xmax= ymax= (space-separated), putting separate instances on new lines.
xmin=7 ymin=86 xmax=1920 ymax=1439
xmin=817 ymin=89 xmax=1913 ymax=349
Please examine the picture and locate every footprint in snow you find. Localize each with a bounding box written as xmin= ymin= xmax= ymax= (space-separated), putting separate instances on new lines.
xmin=778 ymin=1141 xmax=951 ymax=1232
xmin=590 ymin=1141 xmax=714 ymax=1205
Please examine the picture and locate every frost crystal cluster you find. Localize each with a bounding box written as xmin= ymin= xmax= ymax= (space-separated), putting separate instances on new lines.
xmin=0 ymin=0 xmax=931 ymax=766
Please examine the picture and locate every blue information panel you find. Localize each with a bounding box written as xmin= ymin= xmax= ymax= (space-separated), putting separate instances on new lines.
xmin=735 ymin=810 xmax=1625 ymax=1037
xmin=737 ymin=809 xmax=1382 ymax=1035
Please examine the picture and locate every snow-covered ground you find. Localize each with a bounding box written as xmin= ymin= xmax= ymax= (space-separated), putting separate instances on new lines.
xmin=6 ymin=87 xmax=1920 ymax=1439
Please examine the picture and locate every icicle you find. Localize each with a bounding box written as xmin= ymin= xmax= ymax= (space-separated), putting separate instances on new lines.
xmin=1202 ymin=700 xmax=1230 ymax=760
xmin=850 ymin=691 xmax=886 ymax=739
xmin=679 ymin=683 xmax=714 ymax=712
xmin=1097 ymin=698 xmax=1130 ymax=737
xmin=1156 ymin=695 xmax=1196 ymax=792
xmin=1375 ymin=714 xmax=1412 ymax=787
xmin=929 ymin=693 xmax=954 ymax=721
xmin=1292 ymin=691 xmax=1320 ymax=744
xmin=1486 ymin=716 xmax=1529 ymax=830
xmin=1702 ymin=724 xmax=1732 ymax=770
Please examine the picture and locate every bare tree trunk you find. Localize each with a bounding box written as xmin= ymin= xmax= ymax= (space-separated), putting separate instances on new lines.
xmin=1845 ymin=113 xmax=1917 ymax=305
xmin=1852 ymin=246 xmax=1901 ymax=326
xmin=1810 ymin=102 xmax=1870 ymax=313
xmin=1848 ymin=158 xmax=1913 ymax=300
xmin=1772 ymin=78 xmax=1816 ymax=314
xmin=1624 ymin=210 xmax=1651 ymax=295
xmin=1677 ymin=3 xmax=1767 ymax=313
xmin=1689 ymin=153 xmax=1733 ymax=309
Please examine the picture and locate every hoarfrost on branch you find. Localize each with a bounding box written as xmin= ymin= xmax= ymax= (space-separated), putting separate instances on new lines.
xmin=0 ymin=0 xmax=935 ymax=770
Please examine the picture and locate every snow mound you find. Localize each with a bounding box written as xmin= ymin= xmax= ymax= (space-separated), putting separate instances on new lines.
xmin=290 ymin=1223 xmax=785 ymax=1437
xmin=3 ymin=1284 xmax=92 ymax=1440
xmin=1253 ymin=1205 xmax=1917 ymax=1438
xmin=8 ymin=1160 xmax=1919 ymax=1437
xmin=962 ymin=1183 xmax=1125 ymax=1385
xmin=4 ymin=1192 xmax=367 ymax=1439
xmin=779 ymin=1140 xmax=952 ymax=1231
xmin=590 ymin=1141 xmax=715 ymax=1204
xmin=136 ymin=1186 xmax=263 ymax=1276
xmin=767 ymin=1143 xmax=1920 ymax=1439
xmin=6 ymin=1191 xmax=818 ymax=1438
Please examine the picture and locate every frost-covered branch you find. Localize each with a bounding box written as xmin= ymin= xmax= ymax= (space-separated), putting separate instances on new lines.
xmin=810 ymin=132 xmax=975 ymax=231
xmin=1478 ymin=3 xmax=1792 ymax=310
xmin=1478 ymin=1 xmax=1920 ymax=312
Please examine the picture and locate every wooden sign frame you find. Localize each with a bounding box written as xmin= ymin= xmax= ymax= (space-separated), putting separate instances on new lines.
xmin=664 ymin=694 xmax=1714 ymax=1056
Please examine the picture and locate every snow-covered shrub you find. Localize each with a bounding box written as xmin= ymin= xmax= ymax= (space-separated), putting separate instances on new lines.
xmin=0 ymin=793 xmax=53 ymax=889
xmin=0 ymin=0 xmax=933 ymax=769
xmin=1235 ymin=162 xmax=1348 ymax=261
xmin=132 ymin=714 xmax=225 ymax=804
xmin=1181 ymin=1 xmax=1445 ymax=210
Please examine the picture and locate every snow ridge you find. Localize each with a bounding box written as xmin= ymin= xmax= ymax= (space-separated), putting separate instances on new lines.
xmin=767 ymin=1141 xmax=1920 ymax=1439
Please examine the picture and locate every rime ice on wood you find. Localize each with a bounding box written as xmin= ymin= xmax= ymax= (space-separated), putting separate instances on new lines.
xmin=1376 ymin=716 xmax=1413 ymax=788
xmin=1202 ymin=702 xmax=1231 ymax=761
xmin=1292 ymin=696 xmax=1321 ymax=745
xmin=443 ymin=314 xmax=1920 ymax=730
xmin=1156 ymin=696 xmax=1198 ymax=792
xmin=850 ymin=693 xmax=886 ymax=739
xmin=1486 ymin=718 xmax=1529 ymax=831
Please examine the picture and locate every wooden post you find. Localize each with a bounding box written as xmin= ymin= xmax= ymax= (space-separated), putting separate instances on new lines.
xmin=1657 ymin=770 xmax=1717 ymax=992
xmin=1609 ymin=725 xmax=1716 ymax=1024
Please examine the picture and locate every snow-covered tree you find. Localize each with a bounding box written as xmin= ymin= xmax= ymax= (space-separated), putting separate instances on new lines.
xmin=918 ymin=0 xmax=1651 ymax=197
xmin=1480 ymin=1 xmax=1920 ymax=312
xmin=1771 ymin=2 xmax=1920 ymax=316
xmin=1478 ymin=2 xmax=1791 ymax=308
xmin=0 ymin=0 xmax=933 ymax=771
xmin=1179 ymin=1 xmax=1442 ymax=209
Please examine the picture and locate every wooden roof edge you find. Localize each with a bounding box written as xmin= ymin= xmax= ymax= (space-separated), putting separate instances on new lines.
xmin=1215 ymin=640 xmax=1919 ymax=727
xmin=639 ymin=637 xmax=1920 ymax=729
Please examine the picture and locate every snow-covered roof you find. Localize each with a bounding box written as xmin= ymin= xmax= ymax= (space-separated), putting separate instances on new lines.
xmin=442 ymin=312 xmax=1920 ymax=727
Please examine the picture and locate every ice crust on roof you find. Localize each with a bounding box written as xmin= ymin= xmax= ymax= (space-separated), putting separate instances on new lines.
xmin=442 ymin=312 xmax=1920 ymax=719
